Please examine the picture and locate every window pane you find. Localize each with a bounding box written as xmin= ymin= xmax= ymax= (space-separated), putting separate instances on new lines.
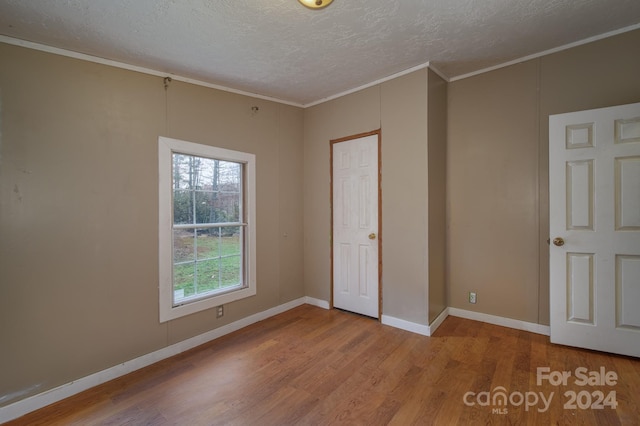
xmin=194 ymin=191 xmax=220 ymax=224
xmin=196 ymin=259 xmax=220 ymax=293
xmin=216 ymin=160 xmax=241 ymax=189
xmin=173 ymin=154 xmax=196 ymax=190
xmin=173 ymin=229 xmax=195 ymax=263
xmin=175 ymin=227 xmax=243 ymax=299
xmin=174 ymin=154 xmax=242 ymax=225
xmin=195 ymin=230 xmax=220 ymax=261
xmin=220 ymin=255 xmax=241 ymax=287
xmin=217 ymin=190 xmax=241 ymax=223
xmin=173 ymin=189 xmax=193 ymax=224
xmin=220 ymin=160 xmax=241 ymax=224
xmin=220 ymin=227 xmax=241 ymax=255
xmin=173 ymin=262 xmax=195 ymax=301
xmin=195 ymin=191 xmax=240 ymax=223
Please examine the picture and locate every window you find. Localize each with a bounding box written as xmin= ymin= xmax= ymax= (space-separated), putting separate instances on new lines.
xmin=159 ymin=136 xmax=256 ymax=322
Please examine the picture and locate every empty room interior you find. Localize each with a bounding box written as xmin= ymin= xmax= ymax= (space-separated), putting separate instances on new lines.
xmin=1 ymin=1 xmax=640 ymax=424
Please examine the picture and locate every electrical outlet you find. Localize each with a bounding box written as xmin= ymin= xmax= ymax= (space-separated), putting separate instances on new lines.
xmin=216 ymin=305 xmax=224 ymax=318
xmin=469 ymin=292 xmax=477 ymax=304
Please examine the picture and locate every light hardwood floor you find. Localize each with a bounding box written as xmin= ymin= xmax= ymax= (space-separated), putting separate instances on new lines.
xmin=5 ymin=305 xmax=640 ymax=425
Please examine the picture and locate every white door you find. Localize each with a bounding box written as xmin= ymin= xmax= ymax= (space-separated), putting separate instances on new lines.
xmin=332 ymin=133 xmax=380 ymax=318
xmin=549 ymin=102 xmax=640 ymax=357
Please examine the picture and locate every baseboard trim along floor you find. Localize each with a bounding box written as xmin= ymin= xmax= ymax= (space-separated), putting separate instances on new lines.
xmin=447 ymin=307 xmax=551 ymax=336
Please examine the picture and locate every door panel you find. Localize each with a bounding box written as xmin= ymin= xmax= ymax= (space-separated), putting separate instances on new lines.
xmin=566 ymin=252 xmax=594 ymax=324
xmin=549 ymin=102 xmax=640 ymax=357
xmin=332 ymin=134 xmax=379 ymax=318
xmin=615 ymin=156 xmax=640 ymax=230
xmin=616 ymin=255 xmax=640 ymax=330
xmin=566 ymin=160 xmax=594 ymax=230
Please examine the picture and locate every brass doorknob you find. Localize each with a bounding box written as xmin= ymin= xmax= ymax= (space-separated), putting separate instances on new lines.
xmin=368 ymin=233 xmax=376 ymax=240
xmin=553 ymin=237 xmax=565 ymax=247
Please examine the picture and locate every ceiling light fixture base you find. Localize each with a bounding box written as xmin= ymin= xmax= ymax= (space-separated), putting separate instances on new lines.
xmin=298 ymin=0 xmax=334 ymax=10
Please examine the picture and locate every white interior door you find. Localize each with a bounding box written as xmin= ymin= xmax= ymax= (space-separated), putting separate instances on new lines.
xmin=549 ymin=102 xmax=640 ymax=357
xmin=332 ymin=134 xmax=379 ymax=318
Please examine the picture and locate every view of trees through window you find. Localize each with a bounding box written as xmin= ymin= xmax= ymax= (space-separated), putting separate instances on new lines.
xmin=172 ymin=153 xmax=243 ymax=304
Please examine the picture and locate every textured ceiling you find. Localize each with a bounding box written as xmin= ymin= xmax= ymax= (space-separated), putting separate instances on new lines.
xmin=1 ymin=0 xmax=639 ymax=106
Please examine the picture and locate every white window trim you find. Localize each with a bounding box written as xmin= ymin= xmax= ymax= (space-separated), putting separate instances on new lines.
xmin=158 ymin=136 xmax=256 ymax=323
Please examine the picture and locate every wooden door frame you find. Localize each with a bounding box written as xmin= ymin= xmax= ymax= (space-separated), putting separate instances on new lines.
xmin=329 ymin=129 xmax=382 ymax=320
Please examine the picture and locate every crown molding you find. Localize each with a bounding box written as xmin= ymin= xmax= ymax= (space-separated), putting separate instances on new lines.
xmin=449 ymin=22 xmax=640 ymax=82
xmin=0 ymin=35 xmax=304 ymax=108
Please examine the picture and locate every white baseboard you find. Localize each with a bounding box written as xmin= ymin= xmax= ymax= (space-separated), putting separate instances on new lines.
xmin=428 ymin=308 xmax=449 ymax=335
xmin=0 ymin=297 xmax=307 ymax=424
xmin=304 ymin=299 xmax=438 ymax=337
xmin=381 ymin=308 xmax=450 ymax=337
xmin=381 ymin=315 xmax=431 ymax=336
xmin=382 ymin=307 xmax=550 ymax=338
xmin=304 ymin=296 xmax=330 ymax=309
xmin=448 ymin=307 xmax=551 ymax=336
xmin=303 ymin=299 xmax=440 ymax=337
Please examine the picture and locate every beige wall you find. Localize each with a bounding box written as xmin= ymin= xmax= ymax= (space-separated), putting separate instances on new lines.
xmin=304 ymin=69 xmax=445 ymax=325
xmin=448 ymin=61 xmax=540 ymax=323
xmin=0 ymin=43 xmax=304 ymax=405
xmin=447 ymin=28 xmax=640 ymax=324
xmin=380 ymin=70 xmax=429 ymax=324
xmin=427 ymin=69 xmax=448 ymax=323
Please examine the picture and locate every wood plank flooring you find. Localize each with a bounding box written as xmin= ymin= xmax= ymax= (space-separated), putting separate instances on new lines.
xmin=5 ymin=305 xmax=640 ymax=425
